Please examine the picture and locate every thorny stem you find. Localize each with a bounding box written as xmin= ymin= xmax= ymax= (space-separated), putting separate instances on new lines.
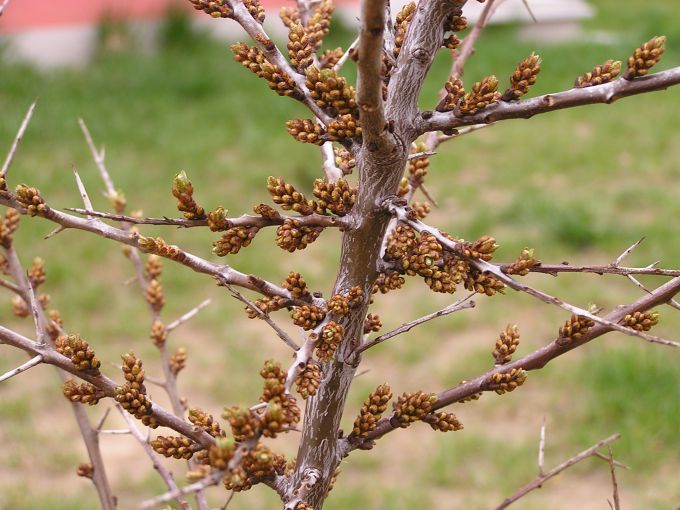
xmin=1 ymin=99 xmax=37 ymax=178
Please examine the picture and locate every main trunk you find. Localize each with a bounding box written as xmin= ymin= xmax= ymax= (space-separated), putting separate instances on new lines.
xmin=291 ymin=143 xmax=407 ymax=508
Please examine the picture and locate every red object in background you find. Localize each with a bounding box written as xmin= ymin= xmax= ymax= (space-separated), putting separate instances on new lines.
xmin=0 ymin=0 xmax=354 ymax=33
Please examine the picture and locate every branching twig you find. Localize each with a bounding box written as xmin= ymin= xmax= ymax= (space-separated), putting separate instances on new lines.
xmin=390 ymin=205 xmax=680 ymax=348
xmin=226 ymin=285 xmax=300 ymax=351
xmin=1 ymin=99 xmax=37 ymax=179
xmin=493 ymin=434 xmax=621 ymax=509
xmin=117 ymin=405 xmax=191 ymax=510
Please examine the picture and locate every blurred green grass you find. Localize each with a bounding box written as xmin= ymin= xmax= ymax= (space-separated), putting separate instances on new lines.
xmin=1 ymin=1 xmax=680 ymax=508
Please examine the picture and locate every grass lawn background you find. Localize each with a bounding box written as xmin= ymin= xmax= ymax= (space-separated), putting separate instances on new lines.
xmin=1 ymin=1 xmax=679 ymax=508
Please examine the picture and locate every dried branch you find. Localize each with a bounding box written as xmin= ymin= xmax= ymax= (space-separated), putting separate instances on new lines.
xmin=1 ymin=99 xmax=37 ymax=179
xmin=0 ymin=354 xmax=43 ymax=383
xmin=117 ymin=405 xmax=191 ymax=510
xmin=419 ymin=67 xmax=680 ymax=134
xmin=493 ymin=434 xmax=621 ymax=509
xmin=355 ymin=293 xmax=475 ymax=355
xmin=357 ymin=0 xmax=389 ymax=148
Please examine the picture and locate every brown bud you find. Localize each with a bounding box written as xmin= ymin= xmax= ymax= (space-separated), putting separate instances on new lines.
xmin=172 ymin=171 xmax=206 ymax=220
xmin=121 ymin=352 xmax=146 ymax=393
xmin=56 ymin=334 xmax=101 ymax=373
xmin=150 ymin=435 xmax=195 ymax=459
xmin=459 ymin=75 xmax=500 ymax=115
xmin=188 ymin=0 xmax=232 ymax=18
xmin=15 ymin=184 xmax=49 ymax=217
xmin=291 ymin=304 xmax=326 ymax=330
xmin=63 ymin=379 xmax=102 ymax=405
xmin=575 ymin=59 xmax=622 ymax=88
xmin=351 ymin=383 xmax=392 ymax=437
xmin=493 ymin=324 xmax=520 ymax=365
xmin=363 ymin=313 xmax=382 ymax=334
xmin=506 ymin=247 xmax=540 ymax=276
xmin=189 ymin=408 xmax=225 ymax=438
xmin=283 ymin=271 xmax=310 ymax=299
xmin=213 ymin=226 xmax=259 ymax=256
xmin=276 ymin=219 xmax=323 ymax=252
xmin=423 ymin=411 xmax=463 ymax=432
xmin=485 ymin=368 xmax=527 ymax=394
xmin=145 ymin=279 xmax=164 ymax=313
xmin=170 ymin=347 xmax=187 ymax=375
xmin=557 ymin=314 xmax=595 ymax=345
xmin=623 ymin=310 xmax=659 ymax=332
xmin=394 ymin=391 xmax=437 ymax=427
xmin=624 ymin=35 xmax=665 ymax=80
xmin=223 ymin=406 xmax=259 ymax=442
xmin=502 ymin=52 xmax=541 ymax=101
xmin=150 ymin=320 xmax=167 ymax=348
xmin=315 ymin=321 xmax=344 ymax=361
xmin=295 ymin=361 xmax=322 ymax=399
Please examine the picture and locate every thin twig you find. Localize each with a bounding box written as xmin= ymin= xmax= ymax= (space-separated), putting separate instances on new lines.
xmin=26 ymin=279 xmax=45 ymax=345
xmin=607 ymin=445 xmax=621 ymax=510
xmin=220 ymin=491 xmax=236 ymax=510
xmin=0 ymin=354 xmax=43 ymax=383
xmin=1 ymin=99 xmax=37 ymax=179
xmin=538 ymin=417 xmax=546 ymax=477
xmin=95 ymin=407 xmax=112 ymax=431
xmin=64 ymin=207 xmax=347 ymax=229
xmin=78 ymin=118 xmax=116 ymax=197
xmin=493 ymin=434 xmax=621 ymax=509
xmin=140 ymin=469 xmax=225 ymax=509
xmin=0 ymin=277 xmax=22 ymax=294
xmin=333 ymin=37 xmax=359 ymax=72
xmin=98 ymin=429 xmax=132 ymax=435
xmin=227 ymin=285 xmax=300 ymax=351
xmin=356 ymin=294 xmax=476 ymax=355
xmin=451 ymin=0 xmax=499 ymax=78
xmin=166 ymin=299 xmax=212 ymax=332
xmin=73 ymin=165 xmax=95 ymax=217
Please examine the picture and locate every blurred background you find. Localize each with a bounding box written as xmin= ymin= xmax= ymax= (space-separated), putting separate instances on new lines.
xmin=1 ymin=1 xmax=679 ymax=508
